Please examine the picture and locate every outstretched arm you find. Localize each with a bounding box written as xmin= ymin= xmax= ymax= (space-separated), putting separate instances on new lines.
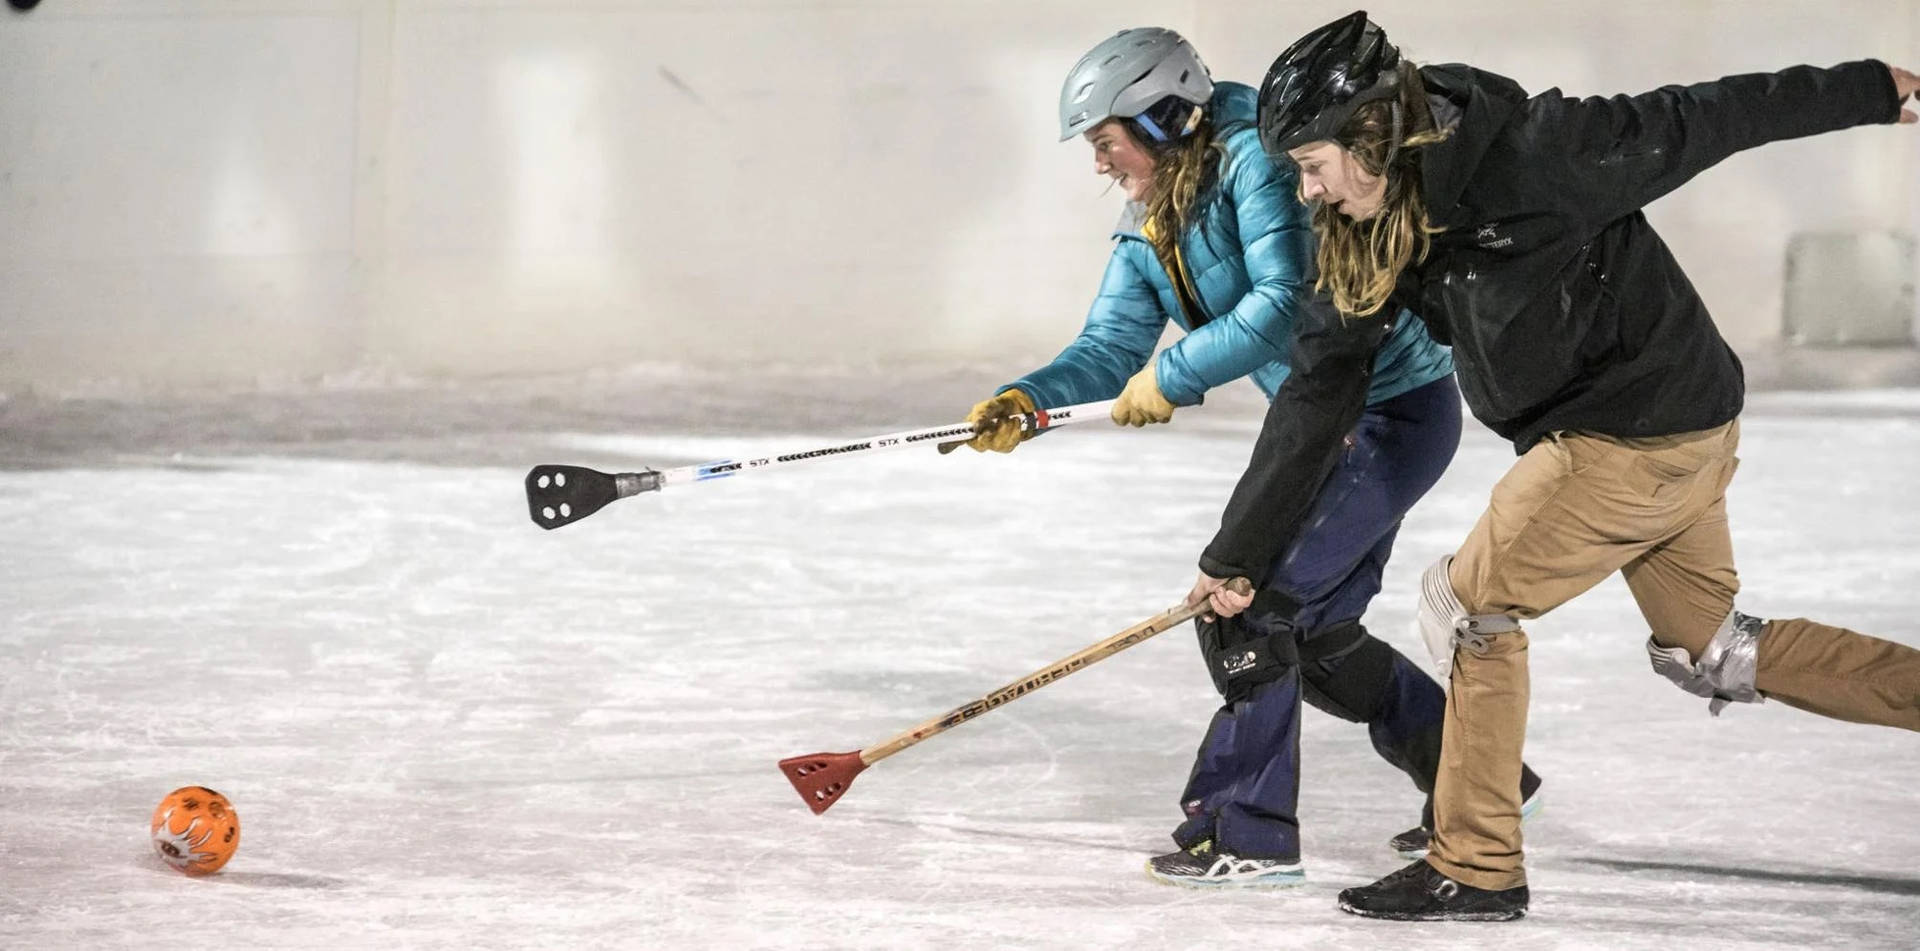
xmin=1196 ymin=295 xmax=1388 ymax=591
xmin=1003 ymin=247 xmax=1169 ymax=410
xmin=1548 ymin=59 xmax=1911 ymax=229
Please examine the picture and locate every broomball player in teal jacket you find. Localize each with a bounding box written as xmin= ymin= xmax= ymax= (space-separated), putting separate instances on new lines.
xmin=958 ymin=28 xmax=1540 ymax=886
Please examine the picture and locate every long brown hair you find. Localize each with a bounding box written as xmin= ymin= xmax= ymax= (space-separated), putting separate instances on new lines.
xmin=1139 ymin=117 xmax=1228 ymax=265
xmin=1311 ymin=62 xmax=1449 ymax=318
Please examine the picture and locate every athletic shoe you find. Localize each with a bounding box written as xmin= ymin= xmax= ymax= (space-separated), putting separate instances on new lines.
xmin=1144 ymin=840 xmax=1305 ymax=888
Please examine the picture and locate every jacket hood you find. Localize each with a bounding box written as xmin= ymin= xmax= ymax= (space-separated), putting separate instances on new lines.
xmin=1210 ymin=80 xmax=1258 ymax=129
xmin=1415 ymin=64 xmax=1530 ymax=229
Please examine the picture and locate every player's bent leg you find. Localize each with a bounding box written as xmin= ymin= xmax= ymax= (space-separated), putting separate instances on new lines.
xmin=1750 ymin=617 xmax=1920 ymax=731
xmin=1161 ymin=616 xmax=1310 ymax=888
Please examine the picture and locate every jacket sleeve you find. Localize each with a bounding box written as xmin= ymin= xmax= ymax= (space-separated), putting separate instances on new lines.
xmin=1542 ymin=59 xmax=1901 ymax=230
xmin=1004 ymin=244 xmax=1168 ymax=409
xmin=1199 ymin=296 xmax=1388 ymax=580
xmin=1154 ymin=133 xmax=1316 ymax=405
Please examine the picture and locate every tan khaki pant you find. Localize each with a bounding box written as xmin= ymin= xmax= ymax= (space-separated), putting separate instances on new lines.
xmin=1428 ymin=419 xmax=1920 ymax=890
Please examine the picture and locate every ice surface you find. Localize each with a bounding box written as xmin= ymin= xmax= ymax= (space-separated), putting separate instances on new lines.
xmin=3 ymin=372 xmax=1918 ymax=950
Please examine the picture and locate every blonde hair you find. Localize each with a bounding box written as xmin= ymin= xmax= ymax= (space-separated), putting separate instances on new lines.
xmin=1140 ymin=117 xmax=1228 ymax=266
xmin=1311 ymin=63 xmax=1449 ymax=318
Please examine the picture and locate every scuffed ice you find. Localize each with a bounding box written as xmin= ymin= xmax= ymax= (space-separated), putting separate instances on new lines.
xmin=2 ymin=372 xmax=1917 ymax=950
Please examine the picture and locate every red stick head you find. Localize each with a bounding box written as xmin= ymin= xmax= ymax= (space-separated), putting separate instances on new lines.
xmin=777 ymin=751 xmax=867 ymax=815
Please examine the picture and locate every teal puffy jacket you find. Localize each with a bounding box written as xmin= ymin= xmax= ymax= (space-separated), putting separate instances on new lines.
xmin=1007 ymin=82 xmax=1452 ymax=411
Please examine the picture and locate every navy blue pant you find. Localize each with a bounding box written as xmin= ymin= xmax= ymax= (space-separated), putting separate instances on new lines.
xmin=1174 ymin=375 xmax=1462 ymax=861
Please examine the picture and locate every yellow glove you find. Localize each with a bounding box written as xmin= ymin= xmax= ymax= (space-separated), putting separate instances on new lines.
xmin=1112 ymin=364 xmax=1176 ymax=427
xmin=960 ymin=388 xmax=1038 ymax=454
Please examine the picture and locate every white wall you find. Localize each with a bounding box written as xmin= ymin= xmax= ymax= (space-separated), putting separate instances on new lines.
xmin=1 ymin=0 xmax=1915 ymax=392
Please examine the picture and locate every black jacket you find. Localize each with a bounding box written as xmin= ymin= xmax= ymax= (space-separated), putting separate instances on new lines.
xmin=1200 ymin=60 xmax=1902 ymax=581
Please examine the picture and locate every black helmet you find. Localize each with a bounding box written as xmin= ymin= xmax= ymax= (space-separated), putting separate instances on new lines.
xmin=1257 ymin=11 xmax=1402 ymax=158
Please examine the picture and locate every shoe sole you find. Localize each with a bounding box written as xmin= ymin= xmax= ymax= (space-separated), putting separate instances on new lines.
xmin=1337 ymin=898 xmax=1526 ymax=921
xmin=1143 ymin=861 xmax=1307 ymax=889
xmin=1391 ymin=791 xmax=1547 ymax=860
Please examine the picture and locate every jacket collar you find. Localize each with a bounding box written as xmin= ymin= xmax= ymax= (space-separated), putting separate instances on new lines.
xmin=1414 ymin=65 xmax=1530 ymax=230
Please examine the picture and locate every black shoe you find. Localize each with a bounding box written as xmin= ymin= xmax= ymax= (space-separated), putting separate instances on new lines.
xmin=1393 ymin=768 xmax=1546 ymax=859
xmin=1338 ymin=859 xmax=1527 ymax=921
xmin=1388 ymin=825 xmax=1431 ymax=859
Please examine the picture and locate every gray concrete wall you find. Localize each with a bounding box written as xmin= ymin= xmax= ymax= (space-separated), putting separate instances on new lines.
xmin=2 ymin=0 xmax=1914 ymax=393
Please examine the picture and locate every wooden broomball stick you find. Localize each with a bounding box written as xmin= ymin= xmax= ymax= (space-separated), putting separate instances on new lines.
xmin=778 ymin=577 xmax=1255 ymax=815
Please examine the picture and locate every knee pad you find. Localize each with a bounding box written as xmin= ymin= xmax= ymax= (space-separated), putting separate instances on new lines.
xmin=1196 ymin=597 xmax=1302 ymax=704
xmin=1416 ymin=556 xmax=1521 ymax=680
xmin=1298 ymin=623 xmax=1395 ymax=723
xmin=1646 ymin=609 xmax=1768 ymax=716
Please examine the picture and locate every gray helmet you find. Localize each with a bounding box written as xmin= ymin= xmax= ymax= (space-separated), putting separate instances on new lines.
xmin=1058 ymin=28 xmax=1214 ymax=142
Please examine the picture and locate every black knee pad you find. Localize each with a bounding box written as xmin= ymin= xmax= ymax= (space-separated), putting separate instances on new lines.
xmin=1196 ymin=605 xmax=1301 ymax=705
xmin=1298 ymin=623 xmax=1396 ymax=723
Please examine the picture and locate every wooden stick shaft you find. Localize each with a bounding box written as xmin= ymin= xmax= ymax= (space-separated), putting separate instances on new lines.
xmin=859 ymin=590 xmax=1234 ymax=765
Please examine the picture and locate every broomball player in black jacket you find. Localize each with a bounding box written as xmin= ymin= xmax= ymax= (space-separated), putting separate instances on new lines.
xmin=1183 ymin=10 xmax=1920 ymax=922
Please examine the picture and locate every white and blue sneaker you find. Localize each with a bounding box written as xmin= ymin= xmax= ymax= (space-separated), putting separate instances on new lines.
xmin=1390 ymin=775 xmax=1546 ymax=859
xmin=1145 ymin=840 xmax=1306 ymax=888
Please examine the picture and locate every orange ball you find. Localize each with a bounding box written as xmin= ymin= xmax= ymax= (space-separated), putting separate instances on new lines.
xmin=150 ymin=786 xmax=240 ymax=876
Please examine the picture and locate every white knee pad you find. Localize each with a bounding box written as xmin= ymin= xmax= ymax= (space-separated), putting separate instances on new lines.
xmin=1646 ymin=609 xmax=1768 ymax=716
xmin=1416 ymin=556 xmax=1521 ymax=681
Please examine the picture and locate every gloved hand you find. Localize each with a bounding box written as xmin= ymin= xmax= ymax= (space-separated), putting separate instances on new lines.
xmin=954 ymin=388 xmax=1037 ymax=454
xmin=1111 ymin=363 xmax=1177 ymax=427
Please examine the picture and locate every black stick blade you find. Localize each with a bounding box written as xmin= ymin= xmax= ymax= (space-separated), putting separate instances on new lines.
xmin=525 ymin=465 xmax=623 ymax=530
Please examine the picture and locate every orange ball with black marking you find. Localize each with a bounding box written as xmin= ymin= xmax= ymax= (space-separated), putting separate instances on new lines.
xmin=150 ymin=786 xmax=240 ymax=876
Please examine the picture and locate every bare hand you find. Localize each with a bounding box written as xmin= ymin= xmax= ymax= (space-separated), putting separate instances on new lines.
xmin=1891 ymin=65 xmax=1918 ymax=124
xmin=1187 ymin=572 xmax=1254 ymax=620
